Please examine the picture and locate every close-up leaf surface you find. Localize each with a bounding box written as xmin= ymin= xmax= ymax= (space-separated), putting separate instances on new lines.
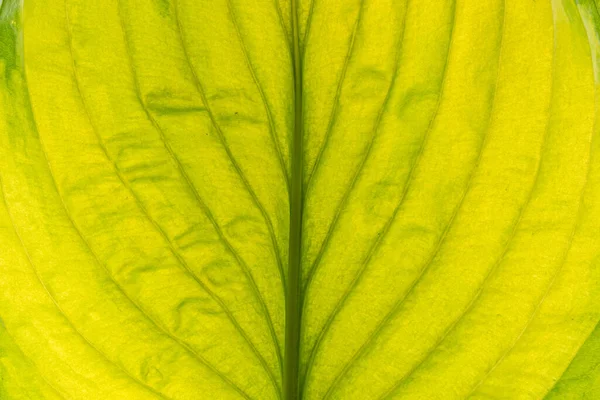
xmin=0 ymin=0 xmax=600 ymax=399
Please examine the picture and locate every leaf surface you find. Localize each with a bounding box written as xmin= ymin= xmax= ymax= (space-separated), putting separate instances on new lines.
xmin=0 ymin=0 xmax=599 ymax=399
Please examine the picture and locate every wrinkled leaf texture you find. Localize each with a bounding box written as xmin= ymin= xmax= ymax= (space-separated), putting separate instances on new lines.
xmin=1 ymin=0 xmax=600 ymax=399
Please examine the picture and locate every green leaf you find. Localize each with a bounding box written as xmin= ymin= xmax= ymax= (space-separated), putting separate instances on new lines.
xmin=0 ymin=0 xmax=599 ymax=399
xmin=546 ymin=320 xmax=600 ymax=399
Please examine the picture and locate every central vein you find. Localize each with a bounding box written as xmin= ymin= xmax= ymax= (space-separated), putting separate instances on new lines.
xmin=284 ymin=0 xmax=303 ymax=398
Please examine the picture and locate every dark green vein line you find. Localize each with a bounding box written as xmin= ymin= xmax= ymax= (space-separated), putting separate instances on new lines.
xmin=274 ymin=0 xmax=293 ymax=52
xmin=285 ymin=0 xmax=303 ymax=398
xmin=320 ymin=1 xmax=507 ymax=396
xmin=299 ymin=0 xmax=410 ymax=394
xmin=117 ymin=0 xmax=283 ymax=379
xmin=0 ymin=175 xmax=170 ymax=400
xmin=173 ymin=0 xmax=287 ymax=310
xmin=0 ymin=323 xmax=68 ymax=399
xmin=226 ymin=0 xmax=291 ymax=193
xmin=64 ymin=3 xmax=280 ymax=397
xmin=303 ymin=1 xmax=364 ymax=192
xmin=466 ymin=5 xmax=596 ymax=398
xmin=301 ymin=0 xmax=316 ymax=57
xmin=29 ymin=67 xmax=252 ymax=399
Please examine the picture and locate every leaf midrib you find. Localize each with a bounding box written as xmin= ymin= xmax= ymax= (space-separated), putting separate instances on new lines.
xmin=284 ymin=0 xmax=303 ymax=398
